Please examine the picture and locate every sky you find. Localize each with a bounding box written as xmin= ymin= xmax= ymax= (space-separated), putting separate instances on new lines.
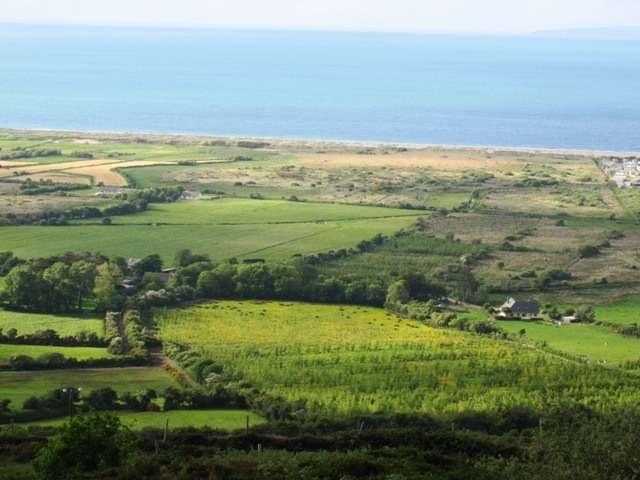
xmin=1 ymin=0 xmax=639 ymax=34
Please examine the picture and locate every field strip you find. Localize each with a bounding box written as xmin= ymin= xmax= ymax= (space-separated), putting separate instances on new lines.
xmin=61 ymin=160 xmax=175 ymax=186
xmin=0 ymin=158 xmax=119 ymax=177
xmin=12 ymin=172 xmax=92 ymax=184
xmin=65 ymin=160 xmax=175 ymax=171
xmin=238 ymin=225 xmax=343 ymax=256
xmin=0 ymin=161 xmax=38 ymax=168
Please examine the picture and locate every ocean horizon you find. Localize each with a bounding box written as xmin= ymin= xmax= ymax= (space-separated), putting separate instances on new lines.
xmin=1 ymin=25 xmax=639 ymax=151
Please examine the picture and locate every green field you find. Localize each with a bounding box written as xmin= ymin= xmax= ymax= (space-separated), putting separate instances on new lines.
xmin=497 ymin=320 xmax=640 ymax=363
xmin=0 ymin=310 xmax=104 ymax=337
xmin=76 ymin=198 xmax=419 ymax=225
xmin=14 ymin=409 xmax=266 ymax=431
xmin=0 ymin=345 xmax=110 ymax=365
xmin=0 ymin=367 xmax=177 ymax=414
xmin=157 ymin=301 xmax=640 ymax=417
xmin=0 ymin=199 xmax=420 ymax=263
xmin=595 ymin=295 xmax=640 ymax=325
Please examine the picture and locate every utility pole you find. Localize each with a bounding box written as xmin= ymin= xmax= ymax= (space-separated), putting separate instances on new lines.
xmin=63 ymin=386 xmax=82 ymax=421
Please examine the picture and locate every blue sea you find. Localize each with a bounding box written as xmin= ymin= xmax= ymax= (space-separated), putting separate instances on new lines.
xmin=1 ymin=25 xmax=639 ymax=151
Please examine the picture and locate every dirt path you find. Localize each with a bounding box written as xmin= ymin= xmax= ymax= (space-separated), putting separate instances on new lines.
xmin=151 ymin=351 xmax=203 ymax=391
xmin=114 ymin=312 xmax=130 ymax=355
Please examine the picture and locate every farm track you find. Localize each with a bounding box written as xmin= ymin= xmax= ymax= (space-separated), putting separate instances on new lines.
xmin=238 ymin=225 xmax=343 ymax=256
xmin=115 ymin=313 xmax=130 ymax=355
xmin=151 ymin=351 xmax=203 ymax=391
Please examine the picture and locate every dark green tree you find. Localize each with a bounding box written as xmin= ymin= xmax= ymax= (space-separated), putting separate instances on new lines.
xmin=84 ymin=387 xmax=118 ymax=411
xmin=454 ymin=267 xmax=478 ymax=303
xmin=42 ymin=262 xmax=74 ymax=311
xmin=132 ymin=254 xmax=163 ymax=277
xmin=93 ymin=262 xmax=123 ymax=312
xmin=0 ymin=263 xmax=42 ymax=310
xmin=34 ymin=411 xmax=131 ymax=479
xmin=385 ymin=280 xmax=410 ymax=308
xmin=69 ymin=260 xmax=97 ymax=311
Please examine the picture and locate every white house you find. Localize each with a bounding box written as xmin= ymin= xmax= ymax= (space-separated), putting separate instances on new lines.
xmin=180 ymin=190 xmax=203 ymax=200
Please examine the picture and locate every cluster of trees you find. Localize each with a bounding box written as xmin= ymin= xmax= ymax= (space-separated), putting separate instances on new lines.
xmin=132 ymin=256 xmax=404 ymax=310
xmin=0 ymin=260 xmax=97 ymax=312
xmin=386 ymin=295 xmax=500 ymax=336
xmin=0 ymin=252 xmax=170 ymax=313
xmin=117 ymin=186 xmax=184 ymax=203
xmin=0 ymin=147 xmax=60 ymax=160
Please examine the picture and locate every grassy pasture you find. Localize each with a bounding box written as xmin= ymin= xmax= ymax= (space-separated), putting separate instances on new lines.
xmin=497 ymin=320 xmax=640 ymax=363
xmin=15 ymin=409 xmax=266 ymax=430
xmin=0 ymin=194 xmax=106 ymax=216
xmin=0 ymin=199 xmax=420 ymax=263
xmin=76 ymin=198 xmax=421 ymax=226
xmin=482 ymin=186 xmax=623 ymax=219
xmin=595 ymin=295 xmax=640 ymax=325
xmin=0 ymin=345 xmax=110 ymax=365
xmin=157 ymin=301 xmax=640 ymax=417
xmin=0 ymin=310 xmax=104 ymax=337
xmin=0 ymin=367 xmax=177 ymax=414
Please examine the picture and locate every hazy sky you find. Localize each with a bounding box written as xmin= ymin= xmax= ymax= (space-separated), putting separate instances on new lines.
xmin=2 ymin=0 xmax=639 ymax=34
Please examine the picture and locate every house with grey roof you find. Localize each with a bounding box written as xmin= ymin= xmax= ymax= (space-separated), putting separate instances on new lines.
xmin=499 ymin=298 xmax=540 ymax=319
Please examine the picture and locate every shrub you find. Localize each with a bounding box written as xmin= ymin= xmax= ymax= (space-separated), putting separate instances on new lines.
xmin=34 ymin=411 xmax=131 ymax=479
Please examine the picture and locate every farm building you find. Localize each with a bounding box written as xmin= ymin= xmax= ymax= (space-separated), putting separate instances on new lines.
xmin=180 ymin=190 xmax=203 ymax=200
xmin=499 ymin=298 xmax=540 ymax=318
xmin=142 ymin=271 xmax=174 ymax=286
xmin=96 ymin=186 xmax=123 ymax=196
xmin=127 ymin=258 xmax=141 ymax=268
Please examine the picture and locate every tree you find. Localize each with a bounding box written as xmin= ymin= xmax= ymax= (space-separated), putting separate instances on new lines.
xmin=234 ymin=263 xmax=275 ymax=298
xmin=174 ymin=249 xmax=210 ymax=268
xmin=0 ymin=263 xmax=42 ymax=310
xmin=132 ymin=254 xmax=163 ymax=277
xmin=385 ymin=280 xmax=410 ymax=308
xmin=271 ymin=263 xmax=303 ymax=298
xmin=454 ymin=267 xmax=478 ymax=303
xmin=94 ymin=262 xmax=123 ymax=312
xmin=84 ymin=387 xmax=118 ymax=410
xmin=575 ymin=305 xmax=596 ymax=323
xmin=171 ymin=261 xmax=215 ymax=288
xmin=69 ymin=260 xmax=97 ymax=311
xmin=577 ymin=245 xmax=600 ymax=258
xmin=34 ymin=411 xmax=131 ymax=479
xmin=42 ymin=262 xmax=74 ymax=312
xmin=196 ymin=263 xmax=238 ymax=298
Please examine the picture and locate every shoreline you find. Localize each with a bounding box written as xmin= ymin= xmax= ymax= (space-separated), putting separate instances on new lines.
xmin=1 ymin=127 xmax=639 ymax=157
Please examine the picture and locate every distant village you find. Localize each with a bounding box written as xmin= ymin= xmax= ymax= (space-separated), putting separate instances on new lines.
xmin=602 ymin=156 xmax=640 ymax=189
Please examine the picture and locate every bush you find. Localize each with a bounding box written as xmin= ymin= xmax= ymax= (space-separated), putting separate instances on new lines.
xmin=34 ymin=411 xmax=131 ymax=479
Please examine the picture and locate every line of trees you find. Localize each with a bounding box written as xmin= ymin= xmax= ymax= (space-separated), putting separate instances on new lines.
xmin=0 ymin=327 xmax=104 ymax=347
